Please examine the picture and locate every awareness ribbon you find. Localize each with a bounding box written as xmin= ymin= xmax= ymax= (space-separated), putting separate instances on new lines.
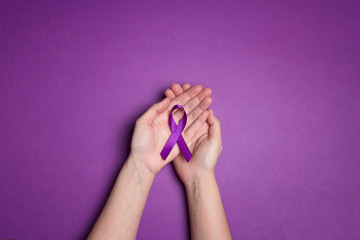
xmin=160 ymin=104 xmax=192 ymax=162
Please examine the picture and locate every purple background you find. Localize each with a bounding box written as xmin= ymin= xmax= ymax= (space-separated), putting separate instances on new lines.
xmin=1 ymin=0 xmax=360 ymax=239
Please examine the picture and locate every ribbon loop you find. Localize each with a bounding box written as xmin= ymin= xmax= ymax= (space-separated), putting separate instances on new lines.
xmin=160 ymin=105 xmax=192 ymax=162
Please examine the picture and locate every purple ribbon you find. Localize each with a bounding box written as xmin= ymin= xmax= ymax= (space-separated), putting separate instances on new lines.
xmin=160 ymin=104 xmax=192 ymax=162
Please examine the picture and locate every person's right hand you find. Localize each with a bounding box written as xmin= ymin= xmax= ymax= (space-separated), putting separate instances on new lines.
xmin=165 ymin=84 xmax=222 ymax=187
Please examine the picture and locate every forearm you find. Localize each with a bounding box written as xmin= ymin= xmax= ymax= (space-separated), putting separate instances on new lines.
xmin=88 ymin=155 xmax=155 ymax=240
xmin=185 ymin=172 xmax=232 ymax=240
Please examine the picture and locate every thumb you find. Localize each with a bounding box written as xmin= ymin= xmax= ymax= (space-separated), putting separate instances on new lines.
xmin=207 ymin=108 xmax=221 ymax=143
xmin=139 ymin=97 xmax=170 ymax=125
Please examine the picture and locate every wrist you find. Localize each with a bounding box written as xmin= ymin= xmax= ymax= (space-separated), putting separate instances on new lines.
xmin=184 ymin=170 xmax=216 ymax=191
xmin=126 ymin=153 xmax=156 ymax=181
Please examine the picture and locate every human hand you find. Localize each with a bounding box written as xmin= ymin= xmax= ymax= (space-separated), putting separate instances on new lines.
xmin=165 ymin=84 xmax=222 ymax=187
xmin=129 ymin=83 xmax=213 ymax=177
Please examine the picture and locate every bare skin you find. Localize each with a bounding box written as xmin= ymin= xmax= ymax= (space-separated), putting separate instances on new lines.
xmin=88 ymin=83 xmax=231 ymax=240
xmin=166 ymin=84 xmax=232 ymax=240
xmin=88 ymin=84 xmax=212 ymax=240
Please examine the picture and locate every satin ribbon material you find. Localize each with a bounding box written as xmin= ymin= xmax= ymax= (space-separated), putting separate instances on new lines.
xmin=160 ymin=104 xmax=192 ymax=162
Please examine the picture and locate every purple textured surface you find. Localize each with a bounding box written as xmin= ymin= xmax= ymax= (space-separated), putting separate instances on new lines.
xmin=1 ymin=1 xmax=360 ymax=239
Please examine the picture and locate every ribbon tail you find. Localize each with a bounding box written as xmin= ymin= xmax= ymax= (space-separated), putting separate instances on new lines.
xmin=160 ymin=126 xmax=183 ymax=160
xmin=177 ymin=136 xmax=192 ymax=162
xmin=160 ymin=136 xmax=176 ymax=160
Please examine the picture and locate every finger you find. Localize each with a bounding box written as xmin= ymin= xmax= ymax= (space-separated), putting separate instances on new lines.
xmin=172 ymin=88 xmax=212 ymax=124
xmin=165 ymin=88 xmax=176 ymax=99
xmin=171 ymin=83 xmax=183 ymax=95
xmin=185 ymin=96 xmax=212 ymax=130
xmin=168 ymin=85 xmax=202 ymax=115
xmin=183 ymin=88 xmax=211 ymax=116
xmin=138 ymin=97 xmax=170 ymax=125
xmin=183 ymin=110 xmax=209 ymax=143
xmin=207 ymin=108 xmax=221 ymax=143
xmin=165 ymin=83 xmax=189 ymax=100
xmin=182 ymin=83 xmax=191 ymax=92
xmin=189 ymin=126 xmax=208 ymax=150
xmin=170 ymin=85 xmax=205 ymax=121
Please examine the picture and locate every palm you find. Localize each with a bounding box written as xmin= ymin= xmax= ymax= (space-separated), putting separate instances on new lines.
xmin=172 ymin=122 xmax=214 ymax=184
xmin=131 ymin=110 xmax=182 ymax=174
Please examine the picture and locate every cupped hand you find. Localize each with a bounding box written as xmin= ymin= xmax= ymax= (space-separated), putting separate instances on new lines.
xmin=129 ymin=83 xmax=212 ymax=176
xmin=165 ymin=84 xmax=222 ymax=186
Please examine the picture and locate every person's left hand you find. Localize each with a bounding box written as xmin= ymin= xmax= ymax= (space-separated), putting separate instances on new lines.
xmin=129 ymin=83 xmax=212 ymax=176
